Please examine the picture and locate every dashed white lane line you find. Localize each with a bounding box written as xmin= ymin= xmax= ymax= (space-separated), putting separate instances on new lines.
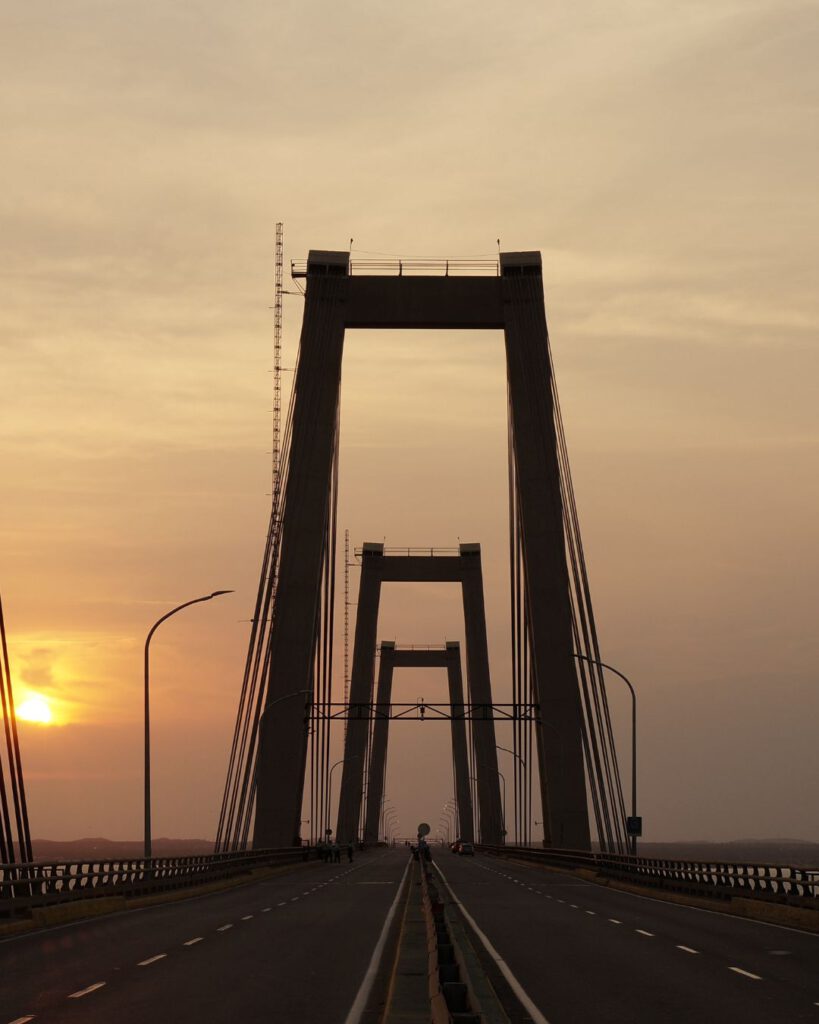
xmin=184 ymin=937 xmax=204 ymax=946
xmin=570 ymin=904 xmax=579 ymax=909
xmin=609 ymin=919 xmax=622 ymax=925
xmin=677 ymin=945 xmax=699 ymax=954
xmin=277 ymin=901 xmax=286 ymax=907
xmin=9 ymin=1016 xmax=36 ymax=1023
xmin=137 ymin=954 xmax=167 ymax=966
xmin=241 ymin=915 xmax=253 ymax=920
xmin=68 ymin=982 xmax=106 ymax=999
xmin=262 ymin=907 xmax=272 ymax=912
xmin=585 ymin=910 xmax=596 ymax=916
xmin=217 ymin=924 xmax=233 ymax=932
xmin=557 ymin=899 xmax=566 ymax=904
xmin=636 ymin=929 xmax=655 ymax=937
xmin=290 ymin=897 xmax=299 ymax=902
xmin=729 ymin=967 xmax=762 ymax=981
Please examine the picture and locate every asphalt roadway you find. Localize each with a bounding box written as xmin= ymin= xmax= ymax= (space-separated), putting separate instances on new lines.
xmin=0 ymin=849 xmax=409 ymax=1024
xmin=3 ymin=848 xmax=818 ymax=1023
xmin=438 ymin=851 xmax=819 ymax=1023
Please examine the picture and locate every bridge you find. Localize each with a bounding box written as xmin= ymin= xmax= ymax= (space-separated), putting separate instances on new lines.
xmin=1 ymin=251 xmax=817 ymax=1022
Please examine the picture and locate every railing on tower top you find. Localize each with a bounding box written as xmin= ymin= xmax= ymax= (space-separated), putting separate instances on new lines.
xmin=354 ymin=546 xmax=462 ymax=558
xmin=291 ymin=259 xmax=500 ymax=278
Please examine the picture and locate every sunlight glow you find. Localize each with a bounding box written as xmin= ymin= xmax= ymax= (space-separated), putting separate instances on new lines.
xmin=16 ymin=694 xmax=53 ymax=724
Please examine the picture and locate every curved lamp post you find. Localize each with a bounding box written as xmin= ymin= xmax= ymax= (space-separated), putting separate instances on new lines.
xmin=574 ymin=653 xmax=639 ymax=855
xmin=326 ymin=755 xmax=360 ymax=837
xmin=497 ymin=744 xmax=526 ymax=844
xmin=144 ymin=590 xmax=233 ymax=859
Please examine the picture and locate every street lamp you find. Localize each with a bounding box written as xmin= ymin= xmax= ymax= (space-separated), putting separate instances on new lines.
xmin=574 ymin=653 xmax=639 ymax=855
xmin=497 ymin=744 xmax=527 ymax=844
xmin=144 ymin=590 xmax=233 ymax=859
xmin=326 ymin=755 xmax=360 ymax=837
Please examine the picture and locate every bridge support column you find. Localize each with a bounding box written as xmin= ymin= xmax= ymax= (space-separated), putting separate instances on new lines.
xmin=336 ymin=544 xmax=383 ymax=843
xmin=253 ymin=259 xmax=347 ymax=850
xmin=363 ymin=643 xmax=394 ymax=844
xmin=445 ymin=642 xmax=475 ymax=843
xmin=502 ymin=256 xmax=591 ymax=850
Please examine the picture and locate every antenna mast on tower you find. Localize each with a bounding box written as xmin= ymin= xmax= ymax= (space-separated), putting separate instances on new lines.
xmin=272 ymin=222 xmax=284 ymax=500
xmin=344 ymin=529 xmax=350 ymax=734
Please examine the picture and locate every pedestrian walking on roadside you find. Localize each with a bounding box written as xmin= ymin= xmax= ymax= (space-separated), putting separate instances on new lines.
xmin=347 ymin=842 xmax=354 ymax=863
xmin=331 ymin=841 xmax=341 ymax=864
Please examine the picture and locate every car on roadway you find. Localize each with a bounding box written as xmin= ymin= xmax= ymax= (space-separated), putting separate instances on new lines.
xmin=458 ymin=842 xmax=474 ymax=856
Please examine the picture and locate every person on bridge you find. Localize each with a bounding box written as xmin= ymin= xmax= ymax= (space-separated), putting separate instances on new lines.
xmin=346 ymin=842 xmax=354 ymax=863
xmin=331 ymin=841 xmax=341 ymax=863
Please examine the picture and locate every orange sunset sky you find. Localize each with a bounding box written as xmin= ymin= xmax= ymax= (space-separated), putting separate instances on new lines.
xmin=2 ymin=1 xmax=817 ymax=843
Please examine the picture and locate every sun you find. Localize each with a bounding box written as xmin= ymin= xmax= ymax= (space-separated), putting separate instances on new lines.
xmin=16 ymin=694 xmax=53 ymax=725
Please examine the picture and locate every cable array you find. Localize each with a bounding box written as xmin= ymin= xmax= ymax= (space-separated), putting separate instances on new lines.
xmin=0 ymin=594 xmax=32 ymax=863
xmin=507 ymin=277 xmax=627 ymax=853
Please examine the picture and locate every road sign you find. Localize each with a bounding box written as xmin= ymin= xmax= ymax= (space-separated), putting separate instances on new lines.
xmin=626 ymin=816 xmax=642 ymax=837
xmin=417 ymin=822 xmax=431 ymax=837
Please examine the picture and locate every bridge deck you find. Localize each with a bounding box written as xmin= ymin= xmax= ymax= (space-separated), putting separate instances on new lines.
xmin=2 ymin=850 xmax=817 ymax=1022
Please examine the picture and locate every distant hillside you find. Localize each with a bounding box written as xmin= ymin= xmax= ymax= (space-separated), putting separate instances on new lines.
xmin=31 ymin=837 xmax=216 ymax=861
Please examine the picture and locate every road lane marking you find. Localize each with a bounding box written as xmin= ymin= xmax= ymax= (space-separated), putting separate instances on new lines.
xmin=183 ymin=937 xmax=203 ymax=946
xmin=217 ymin=924 xmax=233 ymax=932
xmin=262 ymin=907 xmax=272 ymax=912
xmin=636 ymin=929 xmax=654 ymax=937
xmin=677 ymin=945 xmax=699 ymax=954
xmin=277 ymin=901 xmax=286 ymax=906
xmin=433 ymin=862 xmax=551 ymax=1024
xmin=558 ymin=899 xmax=565 ymax=903
xmin=241 ymin=915 xmax=253 ymax=920
xmin=290 ymin=897 xmax=299 ymax=902
xmin=343 ymin=857 xmax=412 ymax=1024
xmin=138 ymin=954 xmax=166 ymax=966
xmin=585 ymin=910 xmax=596 ymax=915
xmin=729 ymin=967 xmax=762 ymax=980
xmin=68 ymin=983 xmax=106 ymax=999
xmin=609 ymin=919 xmax=621 ymax=924
xmin=570 ymin=904 xmax=579 ymax=909
xmin=9 ymin=1017 xmax=36 ymax=1023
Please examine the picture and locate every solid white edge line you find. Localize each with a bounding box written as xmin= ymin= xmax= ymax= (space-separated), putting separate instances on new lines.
xmin=433 ymin=861 xmax=551 ymax=1024
xmin=68 ymin=982 xmax=106 ymax=998
xmin=343 ymin=857 xmax=411 ymax=1024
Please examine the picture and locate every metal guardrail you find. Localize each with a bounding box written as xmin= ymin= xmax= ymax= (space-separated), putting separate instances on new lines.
xmin=0 ymin=847 xmax=311 ymax=918
xmin=478 ymin=845 xmax=819 ymax=909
